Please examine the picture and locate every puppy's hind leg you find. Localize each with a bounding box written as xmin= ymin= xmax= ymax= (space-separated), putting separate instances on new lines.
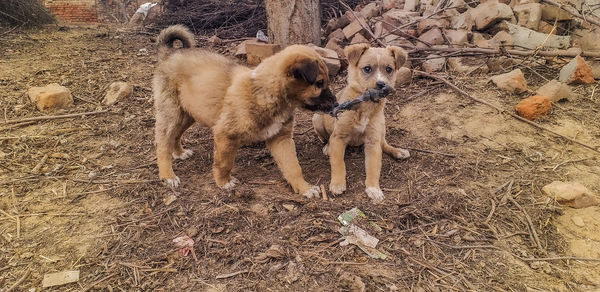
xmin=172 ymin=113 xmax=195 ymax=160
xmin=381 ymin=128 xmax=410 ymax=160
xmin=311 ymin=113 xmax=329 ymax=143
xmin=155 ymin=95 xmax=187 ymax=187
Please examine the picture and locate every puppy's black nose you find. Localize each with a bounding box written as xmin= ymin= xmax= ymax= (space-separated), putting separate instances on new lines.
xmin=376 ymin=81 xmax=386 ymax=89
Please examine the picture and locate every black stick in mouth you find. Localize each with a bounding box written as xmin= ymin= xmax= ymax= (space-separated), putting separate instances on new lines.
xmin=329 ymin=85 xmax=396 ymax=117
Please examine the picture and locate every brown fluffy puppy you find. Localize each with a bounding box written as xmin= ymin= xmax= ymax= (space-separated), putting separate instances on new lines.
xmin=312 ymin=43 xmax=409 ymax=202
xmin=153 ymin=25 xmax=336 ymax=198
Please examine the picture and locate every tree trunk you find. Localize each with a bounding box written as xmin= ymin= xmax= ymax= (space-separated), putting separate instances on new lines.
xmin=264 ymin=0 xmax=321 ymax=47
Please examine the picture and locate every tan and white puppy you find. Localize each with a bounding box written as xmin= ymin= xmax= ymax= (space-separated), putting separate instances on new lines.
xmin=312 ymin=43 xmax=410 ymax=202
xmin=153 ymin=25 xmax=337 ymax=198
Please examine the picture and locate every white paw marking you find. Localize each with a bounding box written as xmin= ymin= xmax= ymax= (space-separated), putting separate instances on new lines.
xmin=329 ymin=183 xmax=346 ymax=195
xmin=221 ymin=177 xmax=239 ymax=190
xmin=302 ymin=185 xmax=320 ymax=199
xmin=165 ymin=176 xmax=180 ymax=188
xmin=366 ymin=187 xmax=384 ymax=202
xmin=394 ymin=148 xmax=410 ymax=160
xmin=172 ymin=149 xmax=193 ymax=160
xmin=322 ymin=144 xmax=329 ymax=156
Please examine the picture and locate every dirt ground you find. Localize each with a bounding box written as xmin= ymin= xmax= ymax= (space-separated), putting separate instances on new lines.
xmin=1 ymin=25 xmax=600 ymax=291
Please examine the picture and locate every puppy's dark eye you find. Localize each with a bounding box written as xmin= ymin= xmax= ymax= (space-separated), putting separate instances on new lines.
xmin=386 ymin=66 xmax=393 ymax=74
xmin=363 ymin=66 xmax=372 ymax=74
xmin=315 ymin=80 xmax=324 ymax=88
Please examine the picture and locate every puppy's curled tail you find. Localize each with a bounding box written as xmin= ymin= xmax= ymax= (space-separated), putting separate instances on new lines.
xmin=157 ymin=24 xmax=196 ymax=60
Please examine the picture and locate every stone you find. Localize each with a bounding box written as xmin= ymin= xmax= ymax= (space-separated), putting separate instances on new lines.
xmin=558 ymin=55 xmax=595 ymax=85
xmin=486 ymin=57 xmax=515 ymax=72
xmin=417 ymin=19 xmax=449 ymax=35
xmin=28 ymin=83 xmax=73 ymax=112
xmin=572 ymin=29 xmax=600 ymax=52
xmin=328 ymin=28 xmax=346 ymax=42
xmin=443 ymin=29 xmax=469 ymax=45
xmin=591 ymin=61 xmax=600 ymax=79
xmin=235 ymin=39 xmax=260 ymax=57
xmin=350 ymin=33 xmax=369 ymax=44
xmin=511 ymin=0 xmax=541 ymax=6
xmin=537 ymin=21 xmax=558 ymax=34
xmin=471 ymin=32 xmax=488 ymax=44
xmin=360 ymin=2 xmax=382 ymax=18
xmin=536 ymin=80 xmax=574 ymax=102
xmin=306 ymin=44 xmax=341 ymax=77
xmin=382 ymin=9 xmax=421 ymax=30
xmin=541 ymin=0 xmax=581 ymax=21
xmin=448 ymin=0 xmax=469 ymax=12
xmin=404 ymin=0 xmax=420 ymax=11
xmin=476 ymin=30 xmax=514 ymax=49
xmin=448 ymin=57 xmax=489 ymax=74
xmin=542 ymin=181 xmax=599 ymax=208
xmin=342 ymin=17 xmax=367 ymax=40
xmin=481 ymin=0 xmax=511 ymax=3
xmin=103 ymin=81 xmax=132 ymax=106
xmin=451 ymin=10 xmax=475 ymax=30
xmin=470 ymin=0 xmax=514 ymax=30
xmin=417 ymin=27 xmax=445 ymax=46
xmin=490 ymin=69 xmax=528 ymax=93
xmin=325 ymin=18 xmax=339 ymax=36
xmin=422 ymin=55 xmax=446 ymax=72
xmin=571 ymin=215 xmax=585 ymax=227
xmin=515 ymin=95 xmax=551 ymax=120
xmin=513 ymin=3 xmax=542 ymax=30
xmin=246 ymin=42 xmax=281 ymax=65
xmin=208 ymin=35 xmax=222 ymax=44
xmin=325 ymin=38 xmax=345 ymax=58
xmin=337 ymin=14 xmax=351 ymax=30
xmin=373 ymin=21 xmax=386 ymax=39
xmin=396 ymin=67 xmax=413 ymax=87
xmin=506 ymin=22 xmax=570 ymax=49
xmin=383 ymin=0 xmax=404 ymax=10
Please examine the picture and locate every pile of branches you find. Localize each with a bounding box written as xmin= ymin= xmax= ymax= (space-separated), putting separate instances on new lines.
xmin=152 ymin=0 xmax=365 ymax=38
xmin=0 ymin=0 xmax=54 ymax=28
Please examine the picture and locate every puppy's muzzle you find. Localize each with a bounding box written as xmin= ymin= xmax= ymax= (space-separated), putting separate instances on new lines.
xmin=304 ymin=88 xmax=337 ymax=113
xmin=375 ymin=81 xmax=395 ymax=100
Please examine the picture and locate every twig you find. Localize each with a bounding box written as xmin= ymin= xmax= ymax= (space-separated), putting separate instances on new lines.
xmin=404 ymin=45 xmax=600 ymax=58
xmin=483 ymin=199 xmax=496 ymax=225
xmin=6 ymin=269 xmax=31 ymax=292
xmin=81 ymin=272 xmax=118 ymax=292
xmin=519 ymin=256 xmax=600 ymax=262
xmin=552 ymin=156 xmax=595 ymax=171
xmin=1 ymin=109 xmax=110 ymax=125
xmin=415 ymin=70 xmax=600 ymax=154
xmin=330 ymin=86 xmax=394 ymax=116
xmin=320 ymin=184 xmax=328 ymax=200
xmin=507 ymin=194 xmax=543 ymax=251
xmin=541 ymin=0 xmax=600 ymax=27
xmin=215 ymin=269 xmax=248 ymax=279
xmin=401 ymin=146 xmax=456 ymax=157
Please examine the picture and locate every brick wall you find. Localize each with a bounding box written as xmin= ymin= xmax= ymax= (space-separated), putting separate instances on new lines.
xmin=43 ymin=0 xmax=98 ymax=22
xmin=42 ymin=0 xmax=141 ymax=23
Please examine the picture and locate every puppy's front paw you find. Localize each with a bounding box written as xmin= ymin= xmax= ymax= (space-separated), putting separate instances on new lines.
xmin=302 ymin=185 xmax=320 ymax=199
xmin=172 ymin=149 xmax=193 ymax=160
xmin=329 ymin=183 xmax=346 ymax=195
xmin=393 ymin=148 xmax=410 ymax=160
xmin=221 ymin=177 xmax=239 ymax=190
xmin=165 ymin=176 xmax=181 ymax=188
xmin=365 ymin=187 xmax=384 ymax=203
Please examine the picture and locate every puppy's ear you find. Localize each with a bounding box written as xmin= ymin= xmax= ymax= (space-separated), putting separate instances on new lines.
xmin=387 ymin=46 xmax=408 ymax=69
xmin=344 ymin=43 xmax=370 ymax=67
xmin=291 ymin=59 xmax=319 ymax=84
